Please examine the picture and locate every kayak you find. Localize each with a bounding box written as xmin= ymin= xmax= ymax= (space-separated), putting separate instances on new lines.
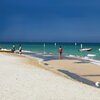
xmin=80 ymin=48 xmax=92 ymax=52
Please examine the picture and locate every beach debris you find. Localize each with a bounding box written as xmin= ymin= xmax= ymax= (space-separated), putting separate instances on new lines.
xmin=95 ymin=82 xmax=100 ymax=88
xmin=44 ymin=63 xmax=49 ymax=65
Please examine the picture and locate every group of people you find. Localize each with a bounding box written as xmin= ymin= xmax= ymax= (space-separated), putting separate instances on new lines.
xmin=11 ymin=45 xmax=22 ymax=54
xmin=11 ymin=44 xmax=63 ymax=58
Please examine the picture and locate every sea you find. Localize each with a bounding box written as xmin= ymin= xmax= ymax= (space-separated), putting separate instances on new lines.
xmin=0 ymin=42 xmax=100 ymax=61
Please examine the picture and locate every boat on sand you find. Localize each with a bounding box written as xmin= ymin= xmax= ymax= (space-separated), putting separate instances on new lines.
xmin=0 ymin=48 xmax=11 ymax=53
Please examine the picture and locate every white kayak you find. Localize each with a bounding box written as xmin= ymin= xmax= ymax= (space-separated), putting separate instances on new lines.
xmin=80 ymin=48 xmax=92 ymax=52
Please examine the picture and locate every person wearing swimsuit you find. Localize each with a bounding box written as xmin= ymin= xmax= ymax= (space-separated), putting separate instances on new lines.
xmin=58 ymin=46 xmax=62 ymax=59
xmin=19 ymin=45 xmax=22 ymax=55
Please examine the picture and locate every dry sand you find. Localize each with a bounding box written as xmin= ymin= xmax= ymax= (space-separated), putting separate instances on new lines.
xmin=0 ymin=53 xmax=100 ymax=100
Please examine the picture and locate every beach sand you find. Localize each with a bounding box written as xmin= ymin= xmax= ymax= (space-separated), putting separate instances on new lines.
xmin=0 ymin=52 xmax=100 ymax=100
xmin=46 ymin=58 xmax=100 ymax=83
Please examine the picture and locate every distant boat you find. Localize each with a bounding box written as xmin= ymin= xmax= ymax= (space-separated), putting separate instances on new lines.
xmin=80 ymin=48 xmax=92 ymax=52
xmin=79 ymin=44 xmax=92 ymax=52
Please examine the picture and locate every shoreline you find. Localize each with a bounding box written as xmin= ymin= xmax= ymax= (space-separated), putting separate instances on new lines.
xmin=2 ymin=52 xmax=70 ymax=80
xmin=1 ymin=52 xmax=100 ymax=88
xmin=22 ymin=52 xmax=100 ymax=87
xmin=16 ymin=52 xmax=100 ymax=88
xmin=1 ymin=49 xmax=100 ymax=65
xmin=22 ymin=50 xmax=100 ymax=66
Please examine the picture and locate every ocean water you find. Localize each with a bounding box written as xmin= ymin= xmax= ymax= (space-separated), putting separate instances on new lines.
xmin=0 ymin=42 xmax=100 ymax=60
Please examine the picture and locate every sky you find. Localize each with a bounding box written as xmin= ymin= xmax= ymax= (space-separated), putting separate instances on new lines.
xmin=0 ymin=0 xmax=100 ymax=42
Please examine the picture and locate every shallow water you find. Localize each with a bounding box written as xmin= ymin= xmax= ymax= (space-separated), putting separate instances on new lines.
xmin=0 ymin=42 xmax=100 ymax=60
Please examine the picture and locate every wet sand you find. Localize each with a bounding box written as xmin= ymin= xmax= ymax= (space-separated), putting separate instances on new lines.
xmin=46 ymin=58 xmax=100 ymax=83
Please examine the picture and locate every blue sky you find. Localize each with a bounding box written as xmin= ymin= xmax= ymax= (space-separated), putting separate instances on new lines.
xmin=0 ymin=0 xmax=100 ymax=42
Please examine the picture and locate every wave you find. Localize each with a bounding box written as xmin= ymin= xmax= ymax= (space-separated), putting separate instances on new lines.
xmin=66 ymin=54 xmax=100 ymax=66
xmin=15 ymin=49 xmax=100 ymax=66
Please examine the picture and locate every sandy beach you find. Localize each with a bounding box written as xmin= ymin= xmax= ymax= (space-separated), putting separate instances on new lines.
xmin=0 ymin=52 xmax=100 ymax=100
xmin=46 ymin=58 xmax=100 ymax=83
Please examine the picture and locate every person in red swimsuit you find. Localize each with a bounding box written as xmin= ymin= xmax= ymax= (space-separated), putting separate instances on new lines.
xmin=58 ymin=46 xmax=63 ymax=59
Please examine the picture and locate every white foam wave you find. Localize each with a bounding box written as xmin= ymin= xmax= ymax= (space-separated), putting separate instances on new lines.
xmin=68 ymin=54 xmax=100 ymax=66
xmin=22 ymin=50 xmax=33 ymax=53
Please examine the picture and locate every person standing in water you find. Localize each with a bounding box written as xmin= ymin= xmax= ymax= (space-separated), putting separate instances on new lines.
xmin=19 ymin=44 xmax=22 ymax=54
xmin=58 ymin=46 xmax=63 ymax=59
xmin=11 ymin=45 xmax=16 ymax=53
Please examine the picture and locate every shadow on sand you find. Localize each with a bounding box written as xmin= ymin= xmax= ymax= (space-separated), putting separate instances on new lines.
xmin=58 ymin=69 xmax=97 ymax=88
xmin=23 ymin=52 xmax=99 ymax=88
xmin=82 ymin=74 xmax=100 ymax=77
xmin=74 ymin=60 xmax=90 ymax=64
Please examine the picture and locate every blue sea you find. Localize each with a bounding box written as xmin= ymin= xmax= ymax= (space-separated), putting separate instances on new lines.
xmin=0 ymin=42 xmax=100 ymax=60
